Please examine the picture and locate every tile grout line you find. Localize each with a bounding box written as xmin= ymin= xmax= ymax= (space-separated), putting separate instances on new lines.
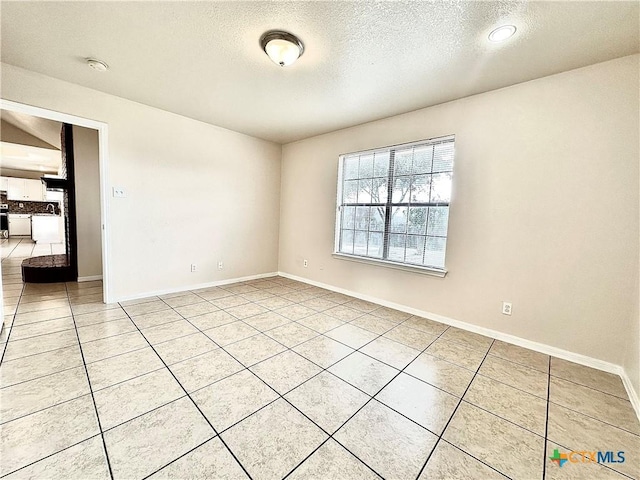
xmin=413 ymin=339 xmax=502 ymax=480
xmin=98 ymin=393 xmax=188 ymax=435
xmin=438 ymin=438 xmax=516 ymax=479
xmin=143 ymin=281 xmax=634 ymax=400
xmin=0 ymin=275 xmax=117 ymax=478
xmin=14 ymin=300 xmax=74 ymax=315
xmin=0 ymin=391 xmax=96 ymax=428
xmin=6 ymin=279 xmax=639 ymax=464
xmin=119 ymin=302 xmax=256 ymax=480
xmin=139 ymin=436 xmax=220 ymax=480
xmin=0 ymin=237 xmax=23 ymax=264
xmin=0 ymin=281 xmax=550 ymax=474
xmin=444 ymin=364 xmax=640 ymax=437
xmin=0 ymin=363 xmax=82 ymax=390
xmin=4 ymin=274 xmax=635 ymax=478
xmin=455 ymin=399 xmax=546 ymax=439
xmin=544 ymin=403 xmax=639 ymax=437
xmin=160 ymin=283 xmax=623 ymax=480
xmin=93 ymin=286 xmax=640 ymax=436
xmin=472 ymin=370 xmax=547 ymax=400
xmin=0 ymin=278 xmax=600 ymax=476
xmin=2 ymin=292 xmax=342 ymax=393
xmin=67 ymin=287 xmax=411 ymax=364
xmin=0 ymin=276 xmax=26 ymax=365
xmin=4 ymin=324 xmax=81 ymax=343
xmin=0 ymin=433 xmax=107 ymax=478
xmin=321 ymin=324 xmax=453 ymax=471
xmin=1 ymin=311 xmax=76 ymax=329
xmin=545 ymin=363 xmax=636 ymax=480
xmin=187 ymin=323 xmax=425 ymax=438
xmin=220 ymin=350 xmax=387 ymax=479
xmin=542 ymin=356 xmax=551 ymax=480
xmin=0 ymin=339 xmax=149 ymax=379
xmin=159 ymin=293 xmax=394 ymax=479
xmin=63 ymin=282 xmax=115 ymax=480
xmin=262 ymin=313 xmax=471 ymax=405
xmin=282 ymin=314 xmax=454 ymax=479
xmin=488 ymin=351 xmax=549 ymax=374
xmin=0 ymin=238 xmax=29 ymax=362
xmin=1 ymin=339 xmax=85 ymax=363
xmin=3 ymin=361 xmax=192 ymax=427
xmin=141 ymin=304 xmax=379 ymax=440
xmin=1 ymin=312 xmax=336 ymax=390
xmin=547 ymin=374 xmax=632 ymax=402
xmin=288 ymin=434 xmax=382 ymax=480
xmin=0 ymin=288 xmax=24 ymax=365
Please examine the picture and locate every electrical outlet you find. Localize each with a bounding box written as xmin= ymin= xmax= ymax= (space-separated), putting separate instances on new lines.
xmin=190 ymin=264 xmax=197 ymax=272
xmin=502 ymin=302 xmax=512 ymax=315
xmin=218 ymin=261 xmax=223 ymax=270
xmin=303 ymin=259 xmax=308 ymax=268
xmin=112 ymin=187 xmax=126 ymax=198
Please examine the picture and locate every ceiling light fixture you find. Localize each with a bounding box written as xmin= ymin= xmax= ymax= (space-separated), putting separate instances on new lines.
xmin=86 ymin=58 xmax=109 ymax=72
xmin=488 ymin=25 xmax=517 ymax=42
xmin=260 ymin=30 xmax=304 ymax=67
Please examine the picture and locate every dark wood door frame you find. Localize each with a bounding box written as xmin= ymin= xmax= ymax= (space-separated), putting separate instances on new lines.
xmin=61 ymin=123 xmax=79 ymax=281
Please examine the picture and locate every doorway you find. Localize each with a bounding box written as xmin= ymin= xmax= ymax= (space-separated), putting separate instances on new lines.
xmin=0 ymin=99 xmax=111 ymax=303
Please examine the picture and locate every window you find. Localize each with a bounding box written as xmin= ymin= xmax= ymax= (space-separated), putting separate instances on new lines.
xmin=334 ymin=136 xmax=454 ymax=273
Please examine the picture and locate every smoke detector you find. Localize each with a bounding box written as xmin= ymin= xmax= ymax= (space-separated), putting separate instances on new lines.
xmin=86 ymin=58 xmax=109 ymax=72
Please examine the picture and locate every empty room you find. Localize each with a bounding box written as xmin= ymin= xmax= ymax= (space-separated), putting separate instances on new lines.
xmin=0 ymin=1 xmax=638 ymax=479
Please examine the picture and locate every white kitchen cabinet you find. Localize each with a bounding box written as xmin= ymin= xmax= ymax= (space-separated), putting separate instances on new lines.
xmin=26 ymin=179 xmax=44 ymax=201
xmin=31 ymin=215 xmax=61 ymax=243
xmin=45 ymin=189 xmax=64 ymax=203
xmin=0 ymin=176 xmax=8 ymax=192
xmin=7 ymin=178 xmax=25 ymax=200
xmin=8 ymin=214 xmax=31 ymax=236
xmin=7 ymin=178 xmax=44 ymax=201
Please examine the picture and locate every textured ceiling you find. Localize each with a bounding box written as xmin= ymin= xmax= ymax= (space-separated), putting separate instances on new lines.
xmin=1 ymin=1 xmax=638 ymax=144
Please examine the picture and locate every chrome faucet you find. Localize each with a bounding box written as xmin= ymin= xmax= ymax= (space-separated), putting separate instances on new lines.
xmin=46 ymin=203 xmax=55 ymax=214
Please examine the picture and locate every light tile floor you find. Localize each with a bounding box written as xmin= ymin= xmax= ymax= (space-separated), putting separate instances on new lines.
xmin=1 ymin=238 xmax=639 ymax=479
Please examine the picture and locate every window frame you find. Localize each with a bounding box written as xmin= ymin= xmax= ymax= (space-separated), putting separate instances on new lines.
xmin=333 ymin=135 xmax=454 ymax=277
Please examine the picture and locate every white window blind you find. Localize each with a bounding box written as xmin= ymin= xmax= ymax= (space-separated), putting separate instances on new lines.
xmin=335 ymin=136 xmax=454 ymax=271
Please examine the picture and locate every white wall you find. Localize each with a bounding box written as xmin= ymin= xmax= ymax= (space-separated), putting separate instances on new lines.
xmin=1 ymin=63 xmax=282 ymax=299
xmin=1 ymin=56 xmax=638 ymax=403
xmin=73 ymin=125 xmax=102 ymax=279
xmin=279 ymin=55 xmax=639 ymax=380
xmin=625 ymin=270 xmax=640 ymax=404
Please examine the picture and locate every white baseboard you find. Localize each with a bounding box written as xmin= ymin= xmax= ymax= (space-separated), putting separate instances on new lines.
xmin=620 ymin=370 xmax=640 ymax=422
xmin=77 ymin=275 xmax=103 ymax=282
xmin=279 ymin=271 xmax=640 ymax=421
xmin=113 ymin=272 xmax=279 ymax=303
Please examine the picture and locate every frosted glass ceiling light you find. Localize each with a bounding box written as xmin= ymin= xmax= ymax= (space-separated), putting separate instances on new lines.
xmin=260 ymin=30 xmax=304 ymax=67
xmin=488 ymin=25 xmax=517 ymax=42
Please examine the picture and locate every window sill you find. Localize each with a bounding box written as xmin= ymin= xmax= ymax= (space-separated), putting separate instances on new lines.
xmin=332 ymin=253 xmax=447 ymax=277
